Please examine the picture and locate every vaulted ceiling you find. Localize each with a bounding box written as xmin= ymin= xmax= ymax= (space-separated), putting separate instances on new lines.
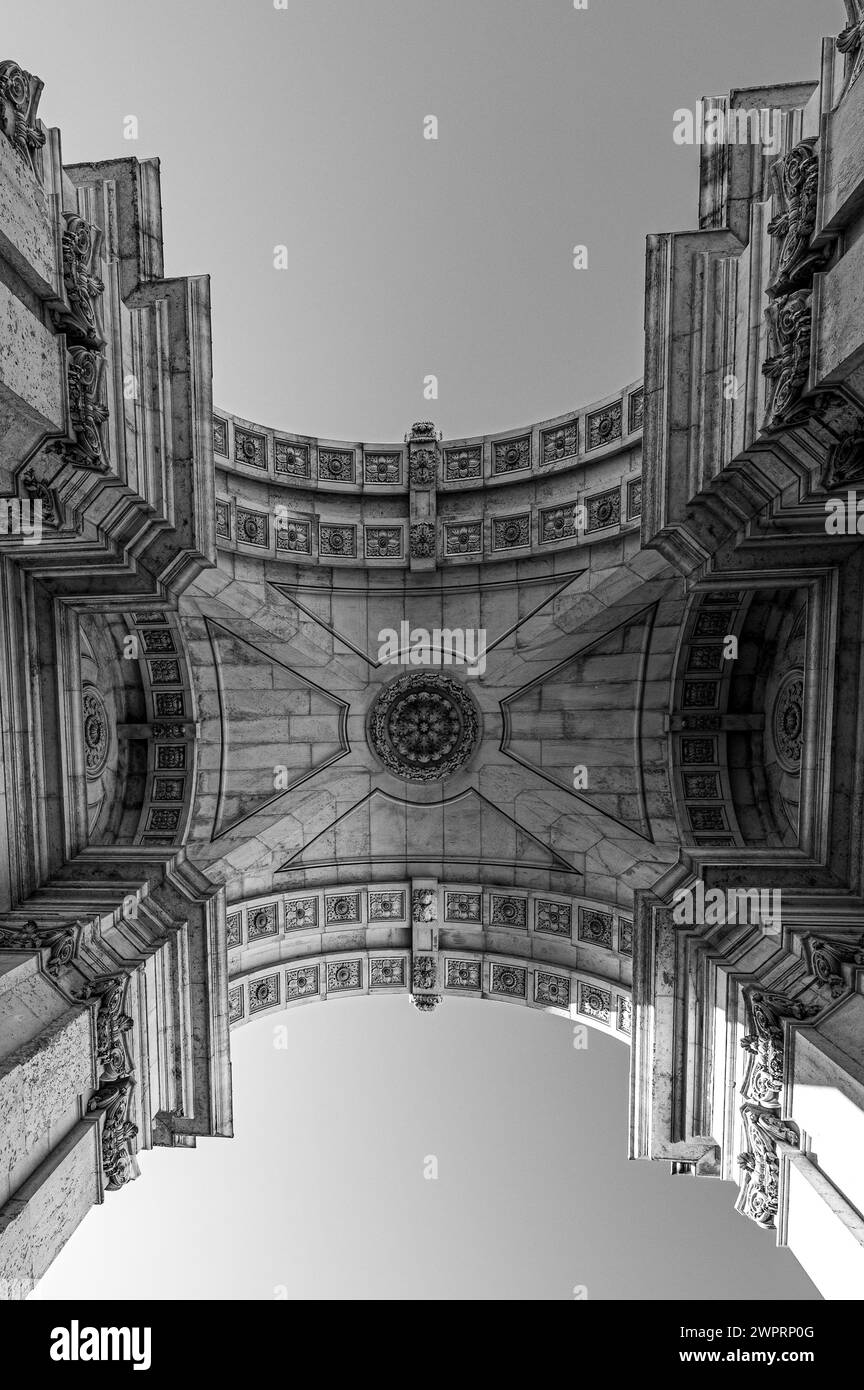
xmin=181 ymin=518 xmax=683 ymax=914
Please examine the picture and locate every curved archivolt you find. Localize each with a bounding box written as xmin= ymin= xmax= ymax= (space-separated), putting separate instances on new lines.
xmin=211 ymin=382 xmax=644 ymax=570
xmin=225 ymin=881 xmax=633 ymax=1043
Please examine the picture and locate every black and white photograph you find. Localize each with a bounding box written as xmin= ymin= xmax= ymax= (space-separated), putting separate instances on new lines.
xmin=0 ymin=0 xmax=863 ymax=1351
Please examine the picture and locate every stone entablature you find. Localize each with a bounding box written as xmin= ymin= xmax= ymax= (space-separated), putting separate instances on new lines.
xmin=212 ymin=386 xmax=642 ymax=568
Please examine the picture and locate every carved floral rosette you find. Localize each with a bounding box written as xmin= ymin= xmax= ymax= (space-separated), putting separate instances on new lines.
xmin=409 ymin=522 xmax=435 ymax=559
xmin=368 ymin=672 xmax=480 ymax=783
xmin=406 ymin=421 xmax=441 ymax=487
xmin=412 ymin=954 xmax=438 ymax=991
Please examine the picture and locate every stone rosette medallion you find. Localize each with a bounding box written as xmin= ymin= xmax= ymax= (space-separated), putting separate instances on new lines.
xmin=82 ymin=683 xmax=110 ymax=777
xmin=771 ymin=669 xmax=804 ymax=774
xmin=367 ymin=671 xmax=480 ymax=782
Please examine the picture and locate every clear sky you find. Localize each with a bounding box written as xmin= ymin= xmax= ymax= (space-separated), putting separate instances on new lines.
xmin=7 ymin=0 xmax=839 ymax=1299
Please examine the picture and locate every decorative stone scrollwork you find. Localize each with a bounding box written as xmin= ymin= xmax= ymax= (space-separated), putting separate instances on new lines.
xmin=742 ymin=1102 xmax=800 ymax=1149
xmin=20 ymin=466 xmax=58 ymax=528
xmin=821 ymin=423 xmax=864 ymax=488
xmin=55 ymin=213 xmax=105 ymax=348
xmin=412 ymin=889 xmax=437 ymax=924
xmin=86 ymin=1076 xmax=140 ymax=1190
xmin=741 ymin=989 xmax=815 ymax=1107
xmin=804 ymin=934 xmax=864 ymax=999
xmin=762 ymin=290 xmax=812 ymax=430
xmin=767 ymin=142 xmax=825 ymax=298
xmin=65 ymin=346 xmax=110 ymax=469
xmin=0 ymin=918 xmax=82 ymax=978
xmin=0 ymin=59 xmax=45 ymax=177
xmin=410 ymin=992 xmax=442 ymax=1012
xmin=82 ymin=974 xmax=134 ymax=1077
xmin=737 ymin=1104 xmax=801 ymax=1230
xmin=80 ymin=967 xmax=139 ymax=1192
xmin=737 ymin=988 xmax=815 ymax=1229
xmin=412 ymin=954 xmax=438 ymax=989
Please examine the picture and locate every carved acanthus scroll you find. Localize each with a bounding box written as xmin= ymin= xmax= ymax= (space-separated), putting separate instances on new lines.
xmin=736 ymin=988 xmax=817 ymax=1230
xmin=0 ymin=59 xmax=45 ymax=177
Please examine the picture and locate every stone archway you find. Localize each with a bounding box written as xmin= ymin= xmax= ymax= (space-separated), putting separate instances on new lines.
xmin=2 ymin=20 xmax=864 ymax=1301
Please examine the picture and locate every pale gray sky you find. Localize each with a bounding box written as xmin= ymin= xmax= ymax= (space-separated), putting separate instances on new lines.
xmin=10 ymin=0 xmax=838 ymax=1299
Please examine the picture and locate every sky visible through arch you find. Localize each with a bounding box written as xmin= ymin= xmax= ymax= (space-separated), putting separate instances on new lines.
xmin=9 ymin=0 xmax=837 ymax=1299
